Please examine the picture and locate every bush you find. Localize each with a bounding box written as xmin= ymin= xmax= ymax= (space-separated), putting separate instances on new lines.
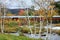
xmin=54 ymin=30 xmax=60 ymax=35
xmin=4 ymin=27 xmax=18 ymax=33
xmin=20 ymin=26 xmax=30 ymax=33
xmin=4 ymin=21 xmax=19 ymax=33
xmin=20 ymin=26 xmax=46 ymax=34
xmin=7 ymin=22 xmax=18 ymax=27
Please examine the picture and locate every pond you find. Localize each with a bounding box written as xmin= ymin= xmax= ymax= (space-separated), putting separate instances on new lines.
xmin=49 ymin=34 xmax=60 ymax=40
xmin=24 ymin=33 xmax=60 ymax=40
xmin=5 ymin=32 xmax=60 ymax=40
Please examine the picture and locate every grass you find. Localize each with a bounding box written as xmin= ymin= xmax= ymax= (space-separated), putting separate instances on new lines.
xmin=0 ymin=33 xmax=42 ymax=40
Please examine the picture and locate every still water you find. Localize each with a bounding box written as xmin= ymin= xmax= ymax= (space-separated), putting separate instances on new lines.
xmin=5 ymin=32 xmax=60 ymax=40
xmin=24 ymin=33 xmax=60 ymax=40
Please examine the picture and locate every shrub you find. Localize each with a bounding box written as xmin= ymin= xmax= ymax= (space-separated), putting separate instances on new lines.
xmin=20 ymin=26 xmax=30 ymax=33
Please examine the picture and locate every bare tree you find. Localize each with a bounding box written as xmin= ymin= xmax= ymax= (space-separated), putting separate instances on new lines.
xmin=32 ymin=0 xmax=55 ymax=40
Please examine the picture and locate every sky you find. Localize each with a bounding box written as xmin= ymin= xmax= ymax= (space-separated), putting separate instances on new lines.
xmin=0 ymin=0 xmax=33 ymax=9
xmin=55 ymin=0 xmax=60 ymax=2
xmin=0 ymin=0 xmax=60 ymax=9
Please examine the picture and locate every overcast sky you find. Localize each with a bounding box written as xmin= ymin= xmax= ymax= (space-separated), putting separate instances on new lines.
xmin=0 ymin=0 xmax=60 ymax=9
xmin=55 ymin=0 xmax=60 ymax=2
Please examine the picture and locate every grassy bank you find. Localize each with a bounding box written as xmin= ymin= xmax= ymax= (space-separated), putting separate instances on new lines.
xmin=0 ymin=34 xmax=42 ymax=40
